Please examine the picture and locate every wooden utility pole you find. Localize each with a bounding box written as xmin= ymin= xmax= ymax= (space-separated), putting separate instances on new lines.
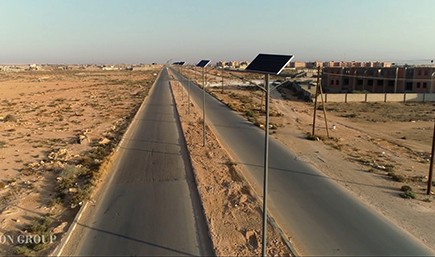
xmin=312 ymin=67 xmax=320 ymax=136
xmin=318 ymin=71 xmax=330 ymax=138
xmin=312 ymin=66 xmax=329 ymax=138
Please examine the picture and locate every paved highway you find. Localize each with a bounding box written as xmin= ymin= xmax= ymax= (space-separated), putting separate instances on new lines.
xmin=171 ymin=67 xmax=434 ymax=256
xmin=66 ymin=68 xmax=213 ymax=256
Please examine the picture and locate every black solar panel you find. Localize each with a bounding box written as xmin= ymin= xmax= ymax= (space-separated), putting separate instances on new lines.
xmin=246 ymin=54 xmax=294 ymax=75
xmin=196 ymin=60 xmax=210 ymax=68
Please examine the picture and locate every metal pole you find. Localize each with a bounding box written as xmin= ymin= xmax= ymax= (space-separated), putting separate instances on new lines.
xmin=222 ymin=68 xmax=225 ymax=92
xmin=203 ymin=67 xmax=206 ymax=147
xmin=312 ymin=66 xmax=320 ymax=136
xmin=427 ymin=117 xmax=435 ymax=195
xmin=188 ymin=72 xmax=191 ymax=115
xmin=261 ymin=74 xmax=270 ymax=257
xmin=181 ymin=66 xmax=184 ymax=101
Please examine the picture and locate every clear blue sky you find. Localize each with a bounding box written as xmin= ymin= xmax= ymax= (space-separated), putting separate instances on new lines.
xmin=0 ymin=0 xmax=434 ymax=64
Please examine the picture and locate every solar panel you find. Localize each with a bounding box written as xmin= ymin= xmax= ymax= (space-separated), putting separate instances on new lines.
xmin=196 ymin=60 xmax=210 ymax=68
xmin=173 ymin=61 xmax=185 ymax=66
xmin=246 ymin=54 xmax=294 ymax=75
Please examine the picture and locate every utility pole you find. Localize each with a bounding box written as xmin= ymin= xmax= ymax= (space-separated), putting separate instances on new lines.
xmin=318 ymin=70 xmax=330 ymax=138
xmin=312 ymin=66 xmax=320 ymax=136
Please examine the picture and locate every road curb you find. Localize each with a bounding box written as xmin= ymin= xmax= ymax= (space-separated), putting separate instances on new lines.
xmin=51 ymin=68 xmax=164 ymax=256
xmin=174 ymin=69 xmax=300 ymax=257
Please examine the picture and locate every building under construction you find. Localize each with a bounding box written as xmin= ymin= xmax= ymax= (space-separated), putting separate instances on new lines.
xmin=322 ymin=66 xmax=435 ymax=93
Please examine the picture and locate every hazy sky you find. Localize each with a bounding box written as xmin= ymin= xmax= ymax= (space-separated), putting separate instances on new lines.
xmin=1 ymin=0 xmax=434 ymax=64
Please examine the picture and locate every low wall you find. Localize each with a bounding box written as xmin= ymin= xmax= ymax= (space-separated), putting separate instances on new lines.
xmin=324 ymin=94 xmax=345 ymax=102
xmin=318 ymin=93 xmax=435 ymax=103
xmin=386 ymin=94 xmax=404 ymax=102
xmin=405 ymin=93 xmax=424 ymax=102
xmin=425 ymin=94 xmax=435 ymax=101
xmin=366 ymin=94 xmax=385 ymax=102
xmin=345 ymin=94 xmax=366 ymax=102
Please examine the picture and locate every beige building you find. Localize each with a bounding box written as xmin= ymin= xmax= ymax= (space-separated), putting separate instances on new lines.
xmin=288 ymin=61 xmax=306 ymax=68
xmin=323 ymin=61 xmax=392 ymax=68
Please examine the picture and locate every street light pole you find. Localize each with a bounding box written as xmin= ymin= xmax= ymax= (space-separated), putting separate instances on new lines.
xmin=188 ymin=68 xmax=191 ymax=115
xmin=261 ymin=73 xmax=270 ymax=257
xmin=181 ymin=65 xmax=184 ymax=101
xmin=222 ymin=67 xmax=225 ymax=93
xmin=203 ymin=66 xmax=206 ymax=147
xmin=244 ymin=53 xmax=294 ymax=257
xmin=195 ymin=60 xmax=211 ymax=147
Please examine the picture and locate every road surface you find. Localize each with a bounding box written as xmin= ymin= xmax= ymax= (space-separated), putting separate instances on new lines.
xmin=64 ymin=68 xmax=213 ymax=256
xmin=171 ymin=67 xmax=434 ymax=256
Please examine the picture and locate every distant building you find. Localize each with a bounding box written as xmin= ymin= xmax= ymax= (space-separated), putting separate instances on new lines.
xmin=29 ymin=64 xmax=41 ymax=70
xmin=322 ymin=66 xmax=435 ymax=93
xmin=216 ymin=61 xmax=226 ymax=67
xmin=288 ymin=61 xmax=306 ymax=68
xmin=216 ymin=61 xmax=249 ymax=69
xmin=306 ymin=61 xmax=323 ymax=69
xmin=0 ymin=66 xmax=25 ymax=72
xmin=102 ymin=65 xmax=121 ymax=71
xmin=322 ymin=61 xmax=392 ymax=68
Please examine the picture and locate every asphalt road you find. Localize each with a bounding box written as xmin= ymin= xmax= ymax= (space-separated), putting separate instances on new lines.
xmin=171 ymin=67 xmax=434 ymax=256
xmin=67 ymin=68 xmax=213 ymax=256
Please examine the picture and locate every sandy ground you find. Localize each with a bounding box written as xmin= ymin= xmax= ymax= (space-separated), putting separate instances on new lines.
xmin=0 ymin=68 xmax=160 ymax=255
xmin=270 ymin=90 xmax=435 ymax=250
xmin=177 ymin=68 xmax=435 ymax=252
xmin=3 ymin=65 xmax=434 ymax=255
xmin=169 ymin=78 xmax=292 ymax=256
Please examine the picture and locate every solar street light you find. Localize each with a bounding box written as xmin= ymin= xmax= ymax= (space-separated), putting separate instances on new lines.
xmin=174 ymin=62 xmax=186 ymax=100
xmin=196 ymin=60 xmax=211 ymax=147
xmin=246 ymin=53 xmax=294 ymax=257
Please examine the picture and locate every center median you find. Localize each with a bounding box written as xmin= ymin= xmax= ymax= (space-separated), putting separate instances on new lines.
xmin=169 ymin=79 xmax=295 ymax=256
